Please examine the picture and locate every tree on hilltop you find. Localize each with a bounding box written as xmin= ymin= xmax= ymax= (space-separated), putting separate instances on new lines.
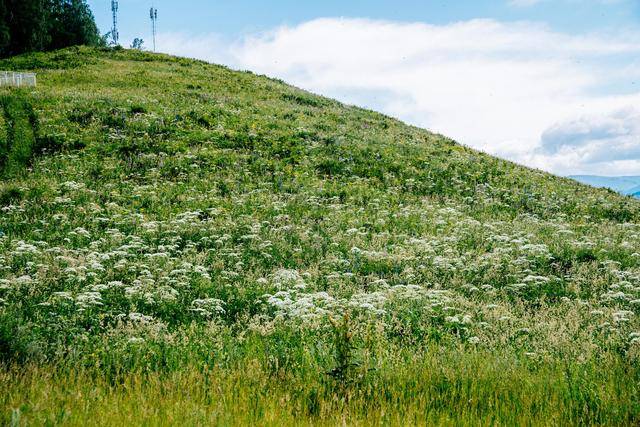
xmin=0 ymin=0 xmax=104 ymax=58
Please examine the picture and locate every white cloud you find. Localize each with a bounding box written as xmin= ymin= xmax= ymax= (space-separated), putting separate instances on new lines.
xmin=158 ymin=18 xmax=640 ymax=175
xmin=540 ymin=108 xmax=640 ymax=162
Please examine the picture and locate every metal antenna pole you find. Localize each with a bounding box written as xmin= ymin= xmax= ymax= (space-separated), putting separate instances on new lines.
xmin=111 ymin=0 xmax=119 ymax=45
xmin=150 ymin=6 xmax=158 ymax=52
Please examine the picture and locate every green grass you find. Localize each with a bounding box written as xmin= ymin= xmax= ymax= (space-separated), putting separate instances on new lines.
xmin=0 ymin=92 xmax=37 ymax=175
xmin=3 ymin=348 xmax=638 ymax=426
xmin=0 ymin=46 xmax=639 ymax=424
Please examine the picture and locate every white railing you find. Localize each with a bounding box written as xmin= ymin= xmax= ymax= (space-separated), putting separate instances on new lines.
xmin=0 ymin=72 xmax=37 ymax=87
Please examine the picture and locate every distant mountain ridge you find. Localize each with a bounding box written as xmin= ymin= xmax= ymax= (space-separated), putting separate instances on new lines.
xmin=569 ymin=175 xmax=640 ymax=197
xmin=624 ymin=184 xmax=640 ymax=198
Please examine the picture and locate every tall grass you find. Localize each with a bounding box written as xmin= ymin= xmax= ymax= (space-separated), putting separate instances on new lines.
xmin=0 ymin=93 xmax=38 ymax=175
xmin=2 ymin=348 xmax=638 ymax=426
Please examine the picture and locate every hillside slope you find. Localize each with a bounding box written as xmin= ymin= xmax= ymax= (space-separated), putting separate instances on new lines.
xmin=1 ymin=47 xmax=640 ymax=425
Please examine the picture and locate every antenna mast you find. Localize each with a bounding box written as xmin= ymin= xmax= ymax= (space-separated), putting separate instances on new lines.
xmin=111 ymin=0 xmax=119 ymax=45
xmin=150 ymin=6 xmax=158 ymax=52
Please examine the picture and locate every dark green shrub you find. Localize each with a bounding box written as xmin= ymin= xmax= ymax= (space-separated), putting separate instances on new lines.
xmin=129 ymin=105 xmax=147 ymax=115
xmin=34 ymin=133 xmax=64 ymax=155
xmin=0 ymin=185 xmax=22 ymax=206
xmin=282 ymin=92 xmax=324 ymax=108
xmin=68 ymin=107 xmax=94 ymax=124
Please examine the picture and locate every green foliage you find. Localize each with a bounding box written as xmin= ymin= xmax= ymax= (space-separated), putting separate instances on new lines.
xmin=0 ymin=0 xmax=103 ymax=58
xmin=0 ymin=93 xmax=37 ymax=174
xmin=327 ymin=314 xmax=358 ymax=384
xmin=0 ymin=184 xmax=21 ymax=206
xmin=0 ymin=47 xmax=639 ymax=423
xmin=47 ymin=0 xmax=103 ymax=51
xmin=0 ymin=45 xmax=99 ymax=70
xmin=130 ymin=38 xmax=145 ymax=51
xmin=1 ymin=348 xmax=639 ymax=425
xmin=282 ymin=91 xmax=326 ymax=108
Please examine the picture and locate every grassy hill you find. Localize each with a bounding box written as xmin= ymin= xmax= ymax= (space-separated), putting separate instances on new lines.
xmin=1 ymin=46 xmax=640 ymax=425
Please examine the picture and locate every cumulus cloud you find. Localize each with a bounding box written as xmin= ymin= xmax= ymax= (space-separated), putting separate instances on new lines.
xmin=158 ymin=18 xmax=640 ymax=175
xmin=540 ymin=108 xmax=640 ymax=162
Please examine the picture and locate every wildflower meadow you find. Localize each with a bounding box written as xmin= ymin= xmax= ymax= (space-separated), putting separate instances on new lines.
xmin=1 ymin=47 xmax=639 ymax=425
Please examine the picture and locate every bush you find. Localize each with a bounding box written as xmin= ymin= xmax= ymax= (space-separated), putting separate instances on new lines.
xmin=0 ymin=185 xmax=22 ymax=206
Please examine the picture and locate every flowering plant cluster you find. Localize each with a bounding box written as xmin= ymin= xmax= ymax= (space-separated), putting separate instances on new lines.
xmin=1 ymin=47 xmax=639 ymax=372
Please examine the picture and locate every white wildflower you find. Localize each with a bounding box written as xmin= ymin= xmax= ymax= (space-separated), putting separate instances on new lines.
xmin=190 ymin=298 xmax=225 ymax=317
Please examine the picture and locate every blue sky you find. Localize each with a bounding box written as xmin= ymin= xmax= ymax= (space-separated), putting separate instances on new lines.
xmin=86 ymin=1 xmax=640 ymax=176
xmin=89 ymin=0 xmax=639 ymax=39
